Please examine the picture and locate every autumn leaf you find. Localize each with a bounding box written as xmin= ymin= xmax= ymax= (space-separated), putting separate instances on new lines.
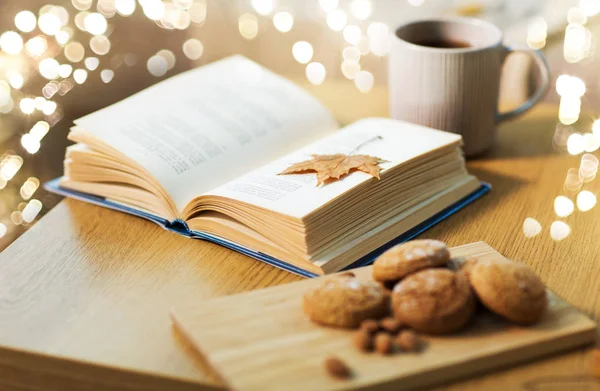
xmin=278 ymin=154 xmax=387 ymax=186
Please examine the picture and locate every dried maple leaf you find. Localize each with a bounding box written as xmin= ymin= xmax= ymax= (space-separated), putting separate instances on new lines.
xmin=279 ymin=154 xmax=387 ymax=186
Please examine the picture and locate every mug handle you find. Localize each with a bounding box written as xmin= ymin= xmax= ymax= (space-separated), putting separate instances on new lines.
xmin=496 ymin=46 xmax=551 ymax=123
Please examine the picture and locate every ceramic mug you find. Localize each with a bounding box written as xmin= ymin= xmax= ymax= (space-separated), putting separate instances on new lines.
xmin=389 ymin=18 xmax=550 ymax=156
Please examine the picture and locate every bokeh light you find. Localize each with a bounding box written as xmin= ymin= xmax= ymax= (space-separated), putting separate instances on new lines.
xmin=239 ymin=13 xmax=258 ymax=40
xmin=523 ymin=217 xmax=542 ymax=238
xmin=350 ymin=0 xmax=372 ymax=20
xmin=292 ymin=41 xmax=313 ymax=64
xmin=354 ymin=70 xmax=374 ymax=93
xmin=550 ymin=221 xmax=571 ymax=241
xmin=0 ymin=31 xmax=24 ymax=55
xmin=182 ymin=38 xmax=203 ymax=60
xmin=38 ymin=12 xmax=62 ymax=35
xmin=577 ymin=190 xmax=597 ymax=211
xmin=554 ymin=195 xmax=574 ymax=217
xmin=65 ymin=41 xmax=85 ymax=62
xmin=157 ymin=49 xmax=176 ymax=69
xmin=84 ymin=13 xmax=108 ymax=35
xmin=84 ymin=57 xmax=99 ymax=70
xmin=147 ymin=55 xmax=168 ymax=77
xmin=273 ymin=12 xmax=294 ymax=33
xmin=252 ymin=0 xmax=275 ymax=16
xmin=341 ymin=60 xmax=361 ymax=80
xmin=100 ymin=69 xmax=114 ymax=83
xmin=116 ymin=0 xmax=136 ymax=16
xmin=326 ymin=9 xmax=347 ymax=31
xmin=39 ymin=58 xmax=60 ymax=80
xmin=20 ymin=177 xmax=40 ymax=201
xmin=319 ymin=0 xmax=339 ymax=12
xmin=89 ymin=35 xmax=111 ymax=55
xmin=565 ymin=168 xmax=584 ymax=192
xmin=72 ymin=0 xmax=93 ymax=11
xmin=22 ymin=200 xmax=42 ymax=223
xmin=343 ymin=25 xmax=361 ymax=45
xmin=25 ymin=36 xmax=47 ymax=56
xmin=306 ymin=62 xmax=326 ymax=85
xmin=73 ymin=68 xmax=88 ymax=84
xmin=15 ymin=11 xmax=37 ymax=33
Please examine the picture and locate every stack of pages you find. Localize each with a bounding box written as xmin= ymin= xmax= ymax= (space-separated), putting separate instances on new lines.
xmin=47 ymin=55 xmax=487 ymax=276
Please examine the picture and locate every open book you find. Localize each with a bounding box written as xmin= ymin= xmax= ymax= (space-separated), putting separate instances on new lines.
xmin=46 ymin=55 xmax=488 ymax=276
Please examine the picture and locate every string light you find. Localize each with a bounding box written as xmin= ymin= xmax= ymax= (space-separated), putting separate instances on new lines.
xmin=89 ymin=35 xmax=111 ymax=55
xmin=354 ymin=70 xmax=374 ymax=93
xmin=189 ymin=1 xmax=207 ymax=23
xmin=554 ymin=195 xmax=574 ymax=217
xmin=84 ymin=13 xmax=108 ymax=35
xmin=8 ymin=73 xmax=24 ymax=90
xmin=72 ymin=0 xmax=93 ymax=11
xmin=147 ymin=55 xmax=168 ymax=77
xmin=84 ymin=57 xmax=99 ymax=70
xmin=38 ymin=12 xmax=62 ymax=35
xmin=326 ymin=9 xmax=347 ymax=31
xmin=157 ymin=49 xmax=176 ymax=69
xmin=100 ymin=69 xmax=114 ymax=83
xmin=21 ymin=200 xmax=42 ymax=223
xmin=19 ymin=98 xmax=36 ymax=114
xmin=239 ymin=13 xmax=258 ymax=39
xmin=550 ymin=221 xmax=571 ymax=241
xmin=73 ymin=68 xmax=88 ymax=84
xmin=116 ymin=0 xmax=136 ymax=16
xmin=20 ymin=177 xmax=40 ymax=200
xmin=523 ymin=218 xmax=542 ymax=238
xmin=25 ymin=36 xmax=47 ymax=56
xmin=252 ymin=0 xmax=275 ymax=16
xmin=576 ymin=190 xmax=597 ymax=211
xmin=65 ymin=41 xmax=85 ymax=62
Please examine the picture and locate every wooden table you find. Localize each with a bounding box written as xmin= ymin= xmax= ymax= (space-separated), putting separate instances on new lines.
xmin=1 ymin=87 xmax=599 ymax=390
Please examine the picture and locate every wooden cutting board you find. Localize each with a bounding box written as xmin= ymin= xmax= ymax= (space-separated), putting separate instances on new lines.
xmin=170 ymin=242 xmax=597 ymax=391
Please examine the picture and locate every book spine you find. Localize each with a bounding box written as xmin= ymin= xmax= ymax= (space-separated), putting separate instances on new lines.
xmin=165 ymin=219 xmax=192 ymax=237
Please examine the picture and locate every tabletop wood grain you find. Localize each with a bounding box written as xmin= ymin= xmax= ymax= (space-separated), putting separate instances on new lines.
xmin=1 ymin=64 xmax=600 ymax=391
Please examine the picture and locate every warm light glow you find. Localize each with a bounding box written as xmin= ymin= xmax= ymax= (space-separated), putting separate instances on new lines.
xmin=367 ymin=22 xmax=391 ymax=56
xmin=559 ymin=97 xmax=582 ymax=126
xmin=565 ymin=168 xmax=584 ymax=192
xmin=20 ymin=177 xmax=40 ymax=200
xmin=577 ymin=190 xmax=596 ymax=211
xmin=97 ymin=0 xmax=117 ymax=18
xmin=238 ymin=13 xmax=258 ymax=40
xmin=147 ymin=55 xmax=168 ymax=77
xmin=49 ymin=6 xmax=69 ymax=26
xmin=357 ymin=36 xmax=370 ymax=55
xmin=563 ymin=23 xmax=591 ymax=63
xmin=21 ymin=134 xmax=41 ymax=154
xmin=0 ymin=223 xmax=7 ymax=238
xmin=56 ymin=29 xmax=71 ymax=44
xmin=30 ymin=121 xmax=50 ymax=140
xmin=0 ymin=155 xmax=23 ymax=180
xmin=157 ymin=49 xmax=176 ymax=69
xmin=527 ymin=17 xmax=547 ymax=49
xmin=408 ymin=0 xmax=426 ymax=6
xmin=0 ymin=31 xmax=24 ymax=55
xmin=42 ymin=82 xmax=59 ymax=99
xmin=116 ymin=0 xmax=136 ymax=16
xmin=25 ymin=36 xmax=47 ymax=56
xmin=167 ymin=8 xmax=192 ymax=30
xmin=8 ymin=73 xmax=24 ymax=89
xmin=42 ymin=100 xmax=57 ymax=115
xmin=15 ymin=11 xmax=37 ymax=33
xmin=523 ymin=217 xmax=542 ymax=238
xmin=65 ymin=41 xmax=85 ymax=62
xmin=189 ymin=1 xmax=207 ymax=23
xmin=89 ymin=35 xmax=111 ymax=55
xmin=182 ymin=38 xmax=203 ymax=60
xmin=35 ymin=97 xmax=46 ymax=111
xmin=350 ymin=0 xmax=372 ymax=20
xmin=550 ymin=221 xmax=571 ymax=241
xmin=100 ymin=69 xmax=114 ymax=83
xmin=354 ymin=70 xmax=374 ymax=93
xmin=292 ymin=41 xmax=313 ymax=64
xmin=20 ymin=98 xmax=36 ymax=114
xmin=252 ymin=0 xmax=274 ymax=15
xmin=74 ymin=12 xmax=89 ymax=31
xmin=319 ymin=0 xmax=339 ymax=12
xmin=142 ymin=0 xmax=166 ymax=20
xmin=11 ymin=211 xmax=23 ymax=225
xmin=582 ymin=133 xmax=599 ymax=152
xmin=341 ymin=60 xmax=360 ymax=80
xmin=38 ymin=13 xmax=62 ymax=35
xmin=22 ymin=199 xmax=42 ymax=223
xmin=73 ymin=68 xmax=88 ymax=84
xmin=556 ymin=74 xmax=586 ymax=97
xmin=568 ymin=7 xmax=588 ymax=24
xmin=173 ymin=0 xmax=193 ymax=9
xmin=72 ymin=0 xmax=93 ymax=11
xmin=579 ymin=153 xmax=598 ymax=181
xmin=567 ymin=132 xmax=584 ymax=154
xmin=343 ymin=25 xmax=361 ymax=45
xmin=58 ymin=64 xmax=73 ymax=78
xmin=84 ymin=57 xmax=99 ymax=70
xmin=342 ymin=46 xmax=361 ymax=62
xmin=84 ymin=12 xmax=108 ymax=35
xmin=554 ymin=195 xmax=574 ymax=217
xmin=326 ymin=9 xmax=347 ymax=31
xmin=579 ymin=0 xmax=600 ymax=16
xmin=39 ymin=58 xmax=60 ymax=80
xmin=273 ymin=12 xmax=294 ymax=33
xmin=306 ymin=62 xmax=326 ymax=85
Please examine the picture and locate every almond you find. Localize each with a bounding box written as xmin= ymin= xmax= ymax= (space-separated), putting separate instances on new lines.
xmin=324 ymin=356 xmax=351 ymax=379
xmin=352 ymin=330 xmax=373 ymax=352
xmin=396 ymin=330 xmax=419 ymax=352
xmin=374 ymin=332 xmax=393 ymax=355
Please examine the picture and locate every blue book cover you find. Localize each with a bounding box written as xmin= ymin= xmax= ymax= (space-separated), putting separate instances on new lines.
xmin=45 ymin=178 xmax=490 ymax=278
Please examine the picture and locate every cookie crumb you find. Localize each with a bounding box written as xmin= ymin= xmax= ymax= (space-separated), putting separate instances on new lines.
xmin=396 ymin=330 xmax=419 ymax=352
xmin=352 ymin=330 xmax=373 ymax=352
xmin=374 ymin=332 xmax=393 ymax=355
xmin=380 ymin=317 xmax=403 ymax=334
xmin=360 ymin=319 xmax=379 ymax=334
xmin=324 ymin=356 xmax=351 ymax=379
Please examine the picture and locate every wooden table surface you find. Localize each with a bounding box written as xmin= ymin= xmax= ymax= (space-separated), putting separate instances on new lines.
xmin=2 ymin=55 xmax=600 ymax=391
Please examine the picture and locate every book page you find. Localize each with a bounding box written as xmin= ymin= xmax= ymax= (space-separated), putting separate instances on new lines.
xmin=206 ymin=118 xmax=463 ymax=219
xmin=74 ymin=55 xmax=337 ymax=212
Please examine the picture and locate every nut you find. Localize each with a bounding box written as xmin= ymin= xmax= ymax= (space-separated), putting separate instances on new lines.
xmin=360 ymin=319 xmax=379 ymax=334
xmin=352 ymin=330 xmax=373 ymax=352
xmin=374 ymin=332 xmax=393 ymax=355
xmin=379 ymin=317 xmax=403 ymax=334
xmin=396 ymin=330 xmax=419 ymax=352
xmin=324 ymin=356 xmax=351 ymax=379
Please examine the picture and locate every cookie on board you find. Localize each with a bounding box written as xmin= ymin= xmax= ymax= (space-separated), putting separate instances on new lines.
xmin=391 ymin=269 xmax=475 ymax=334
xmin=303 ymin=275 xmax=389 ymax=328
xmin=372 ymin=240 xmax=450 ymax=283
xmin=470 ymin=259 xmax=547 ymax=325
